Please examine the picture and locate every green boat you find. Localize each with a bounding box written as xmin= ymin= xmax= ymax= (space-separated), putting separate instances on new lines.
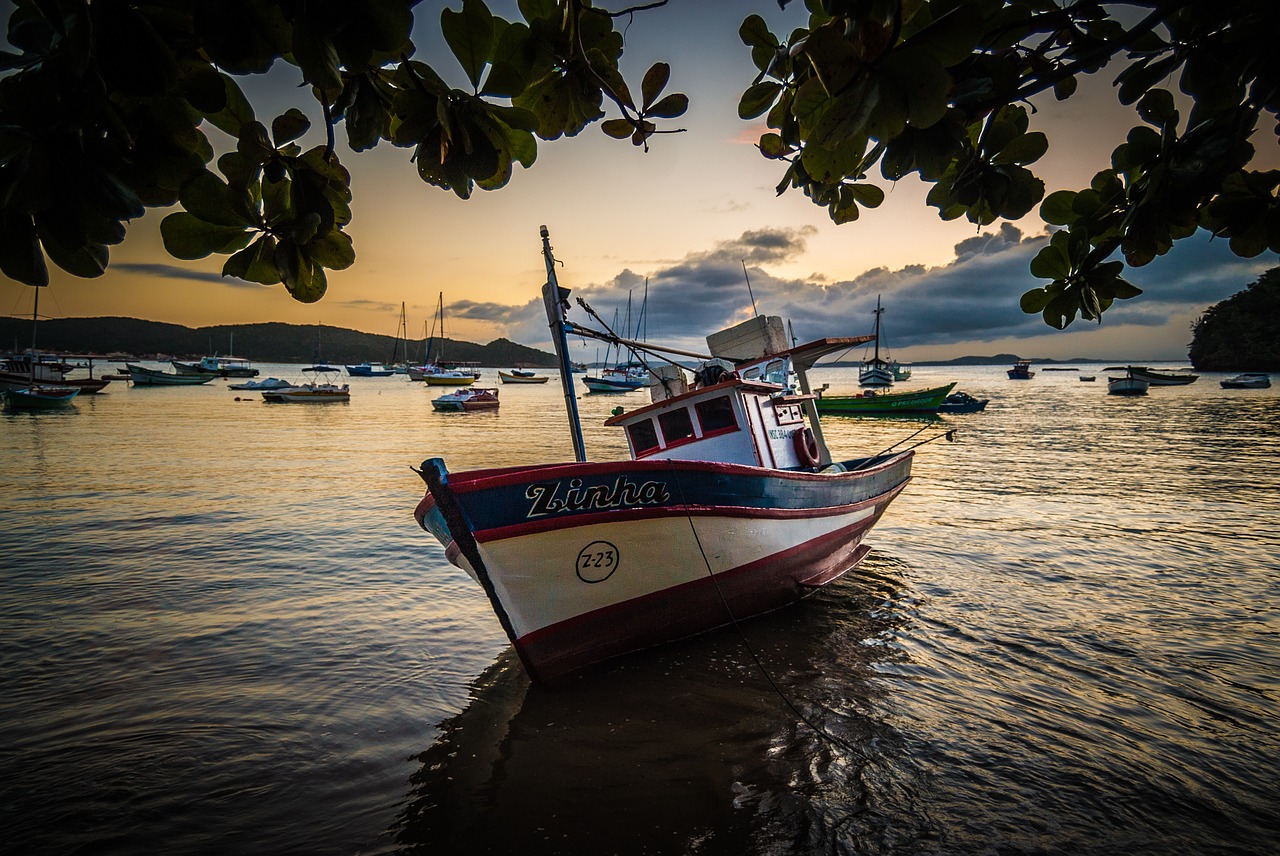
xmin=815 ymin=382 xmax=956 ymax=414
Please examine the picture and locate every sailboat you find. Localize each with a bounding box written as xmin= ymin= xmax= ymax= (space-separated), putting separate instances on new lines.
xmin=858 ymin=296 xmax=899 ymax=388
xmin=264 ymin=325 xmax=350 ymax=402
xmin=389 ymin=302 xmax=411 ymax=373
xmin=582 ymin=293 xmax=648 ymax=393
xmin=1 ymin=285 xmax=80 ymax=410
xmin=409 ymin=293 xmax=480 ymax=385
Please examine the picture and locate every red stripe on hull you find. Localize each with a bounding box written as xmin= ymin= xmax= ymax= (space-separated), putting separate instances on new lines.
xmin=512 ymin=504 xmax=890 ymax=685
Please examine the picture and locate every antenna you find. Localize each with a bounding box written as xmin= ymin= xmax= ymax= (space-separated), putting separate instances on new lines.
xmin=741 ymin=260 xmax=759 ymax=316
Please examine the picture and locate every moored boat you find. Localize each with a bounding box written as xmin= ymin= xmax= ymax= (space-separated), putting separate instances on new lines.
xmin=2 ymin=383 xmax=79 ymax=409
xmin=431 ymin=387 xmax=500 ymax=411
xmin=0 ymin=353 xmax=112 ymax=394
xmin=1107 ymin=372 xmax=1149 ymax=395
xmin=1219 ymin=372 xmax=1270 ymax=389
xmin=1105 ymin=366 xmax=1198 ymax=385
xmin=1007 ymin=360 xmax=1035 ymax=379
xmin=498 ymin=369 xmax=549 ymax=384
xmin=171 ymin=355 xmax=259 ymax=377
xmin=582 ymin=364 xmax=647 ymax=392
xmin=414 ymin=227 xmax=923 ymax=685
xmin=127 ymin=363 xmax=216 ymax=385
xmin=345 ymin=362 xmax=395 ymax=377
xmin=858 ymin=296 xmax=896 ymax=387
xmin=260 ymin=365 xmax=349 ymax=402
xmin=228 ymin=377 xmax=294 ymax=390
xmin=816 ymin=383 xmax=957 ymax=415
xmin=937 ymin=390 xmax=989 ymax=413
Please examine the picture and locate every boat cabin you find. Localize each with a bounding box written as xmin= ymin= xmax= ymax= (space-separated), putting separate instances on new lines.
xmin=601 ymin=317 xmax=874 ymax=471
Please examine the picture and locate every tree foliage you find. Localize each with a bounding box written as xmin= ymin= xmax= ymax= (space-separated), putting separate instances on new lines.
xmin=1187 ymin=267 xmax=1280 ymax=370
xmin=0 ymin=0 xmax=686 ymax=302
xmin=1 ymin=0 xmax=1277 ymax=330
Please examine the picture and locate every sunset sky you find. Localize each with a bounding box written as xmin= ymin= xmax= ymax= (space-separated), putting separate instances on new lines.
xmin=2 ymin=1 xmax=1276 ymax=361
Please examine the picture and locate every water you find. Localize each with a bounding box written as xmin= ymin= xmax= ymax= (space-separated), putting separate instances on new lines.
xmin=2 ymin=364 xmax=1277 ymax=855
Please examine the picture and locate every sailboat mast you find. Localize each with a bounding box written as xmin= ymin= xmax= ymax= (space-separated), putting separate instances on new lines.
xmin=29 ymin=285 xmax=40 ymax=383
xmin=872 ymin=296 xmax=883 ymax=363
xmin=540 ymin=226 xmax=587 ymax=462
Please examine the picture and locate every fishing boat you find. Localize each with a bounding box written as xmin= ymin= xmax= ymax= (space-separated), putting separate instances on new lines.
xmin=261 ymin=365 xmax=349 ymax=403
xmin=937 ymin=391 xmax=989 ymax=413
xmin=345 ymin=362 xmax=395 ymax=377
xmin=498 ymin=369 xmax=550 ymax=384
xmin=127 ymin=363 xmax=216 ymax=385
xmin=1007 ymin=360 xmax=1035 ymax=379
xmin=1105 ymin=366 xmax=1198 ymax=385
xmin=0 ymin=352 xmax=112 ymax=395
xmin=816 ymin=383 xmax=957 ymax=415
xmin=858 ymin=296 xmax=896 ymax=387
xmin=172 ymin=335 xmax=257 ymax=377
xmin=431 ymin=387 xmax=500 ymax=412
xmin=1220 ymin=372 xmax=1271 ymax=389
xmin=891 ymin=362 xmax=912 ymax=382
xmin=1107 ymin=371 xmax=1149 ymax=395
xmin=582 ymin=363 xmax=647 ymax=392
xmin=413 ymin=227 xmax=930 ymax=686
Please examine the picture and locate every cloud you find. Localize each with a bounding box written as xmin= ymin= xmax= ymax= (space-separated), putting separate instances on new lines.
xmin=114 ymin=262 xmax=266 ymax=288
xmin=503 ymin=225 xmax=1274 ymax=358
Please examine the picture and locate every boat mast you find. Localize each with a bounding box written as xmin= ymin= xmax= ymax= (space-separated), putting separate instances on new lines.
xmin=872 ymin=296 xmax=883 ymax=364
xmin=540 ymin=226 xmax=587 ymax=462
xmin=29 ymin=284 xmax=40 ymax=384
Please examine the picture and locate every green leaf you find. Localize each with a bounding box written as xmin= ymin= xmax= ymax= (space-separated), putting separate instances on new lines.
xmin=1029 ymin=241 xmax=1070 ymax=279
xmin=1019 ymin=287 xmax=1053 ymax=313
xmin=1041 ymin=190 xmax=1078 ymax=226
xmin=739 ymin=82 xmax=782 ymax=120
xmin=202 ymin=74 xmax=257 ymax=136
xmin=848 ymin=183 xmax=885 ymax=208
xmin=292 ymin=16 xmax=343 ymax=94
xmin=307 ymin=228 xmax=355 ymax=270
xmin=993 ymin=131 xmax=1047 ymax=166
xmin=641 ymin=63 xmax=670 ymax=111
xmin=646 ymin=93 xmax=688 ymax=119
xmin=0 ymin=211 xmax=48 ymax=285
xmin=223 ymin=234 xmax=280 ymax=284
xmin=161 ymin=212 xmax=253 ymax=260
xmin=272 ymin=108 xmax=311 ymax=146
xmin=441 ymin=0 xmax=495 ymax=91
xmin=180 ymin=171 xmax=254 ymax=228
xmin=739 ymin=15 xmax=778 ymax=50
xmin=601 ymin=119 xmax=633 ymax=140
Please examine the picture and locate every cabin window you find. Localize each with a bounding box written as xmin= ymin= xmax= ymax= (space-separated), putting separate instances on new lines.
xmin=764 ymin=359 xmax=787 ymax=385
xmin=658 ymin=407 xmax=696 ymax=445
xmin=626 ymin=419 xmax=660 ymax=454
xmin=695 ymin=395 xmax=737 ymax=433
xmin=741 ymin=366 xmax=761 ymax=381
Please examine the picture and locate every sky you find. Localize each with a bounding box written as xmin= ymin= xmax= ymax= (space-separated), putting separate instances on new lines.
xmin=2 ymin=0 xmax=1276 ymax=361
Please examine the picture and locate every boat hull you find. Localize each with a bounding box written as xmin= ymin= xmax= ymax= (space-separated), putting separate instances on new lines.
xmin=1221 ymin=373 xmax=1271 ymax=389
xmin=416 ymin=453 xmax=912 ymax=684
xmin=1108 ymin=377 xmax=1149 ymax=395
xmin=261 ymin=386 xmax=349 ymax=402
xmin=499 ymin=371 xmax=550 ymax=384
xmin=171 ymin=361 xmax=258 ymax=377
xmin=816 ymin=382 xmax=956 ymax=414
xmin=1127 ymin=367 xmax=1198 ymax=386
xmin=3 ymin=385 xmax=79 ymax=409
xmin=582 ymin=377 xmax=644 ymax=392
xmin=127 ymin=365 xmax=215 ymax=385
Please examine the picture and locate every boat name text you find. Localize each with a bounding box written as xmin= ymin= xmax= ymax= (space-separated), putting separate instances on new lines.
xmin=525 ymin=477 xmax=671 ymax=518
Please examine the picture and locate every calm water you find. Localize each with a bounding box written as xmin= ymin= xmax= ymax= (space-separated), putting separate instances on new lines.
xmin=2 ymin=363 xmax=1277 ymax=855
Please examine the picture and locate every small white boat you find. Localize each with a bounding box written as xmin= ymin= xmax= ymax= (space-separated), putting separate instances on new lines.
xmin=1220 ymin=373 xmax=1270 ymax=389
xmin=345 ymin=362 xmax=395 ymax=377
xmin=261 ymin=366 xmax=349 ymax=403
xmin=1108 ymin=373 xmax=1149 ymax=395
xmin=172 ymin=354 xmax=258 ymax=377
xmin=127 ymin=363 xmax=216 ymax=385
xmin=1105 ymin=366 xmax=1198 ymax=385
xmin=498 ymin=369 xmax=549 ymax=384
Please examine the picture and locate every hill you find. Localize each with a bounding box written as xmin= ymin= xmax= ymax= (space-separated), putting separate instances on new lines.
xmin=1189 ymin=268 xmax=1280 ymax=371
xmin=0 ymin=317 xmax=559 ymax=367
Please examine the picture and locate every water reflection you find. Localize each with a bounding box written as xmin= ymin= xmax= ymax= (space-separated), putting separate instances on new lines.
xmin=392 ymin=563 xmax=918 ymax=855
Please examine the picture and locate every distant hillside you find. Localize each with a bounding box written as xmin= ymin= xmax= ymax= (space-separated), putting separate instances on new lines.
xmin=1189 ymin=268 xmax=1279 ymax=371
xmin=0 ymin=316 xmax=559 ymax=367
